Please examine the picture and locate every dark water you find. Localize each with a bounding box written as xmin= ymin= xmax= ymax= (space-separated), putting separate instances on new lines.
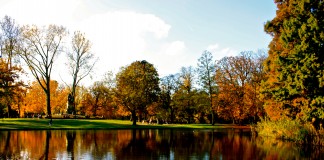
xmin=0 ymin=129 xmax=323 ymax=159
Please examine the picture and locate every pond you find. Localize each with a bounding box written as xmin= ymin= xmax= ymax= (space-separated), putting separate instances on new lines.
xmin=0 ymin=129 xmax=323 ymax=159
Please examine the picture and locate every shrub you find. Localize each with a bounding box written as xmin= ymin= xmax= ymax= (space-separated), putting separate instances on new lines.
xmin=256 ymin=118 xmax=324 ymax=145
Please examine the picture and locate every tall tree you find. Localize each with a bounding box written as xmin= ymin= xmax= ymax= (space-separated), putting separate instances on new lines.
xmin=197 ymin=50 xmax=217 ymax=125
xmin=261 ymin=0 xmax=324 ymax=122
xmin=19 ymin=24 xmax=67 ymax=119
xmin=0 ymin=16 xmax=24 ymax=117
xmin=116 ymin=60 xmax=160 ymax=125
xmin=66 ymin=31 xmax=96 ymax=115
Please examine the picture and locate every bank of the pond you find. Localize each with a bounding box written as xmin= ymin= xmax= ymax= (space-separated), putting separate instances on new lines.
xmin=0 ymin=118 xmax=250 ymax=130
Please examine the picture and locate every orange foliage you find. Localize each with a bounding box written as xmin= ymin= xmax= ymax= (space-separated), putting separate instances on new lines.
xmin=23 ymin=80 xmax=68 ymax=115
xmin=79 ymin=82 xmax=116 ymax=118
xmin=215 ymin=52 xmax=266 ymax=124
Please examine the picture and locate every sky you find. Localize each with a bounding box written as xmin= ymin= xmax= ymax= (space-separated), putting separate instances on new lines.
xmin=0 ymin=0 xmax=277 ymax=86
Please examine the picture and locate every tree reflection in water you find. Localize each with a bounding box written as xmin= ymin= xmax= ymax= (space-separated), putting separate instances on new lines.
xmin=0 ymin=129 xmax=323 ymax=159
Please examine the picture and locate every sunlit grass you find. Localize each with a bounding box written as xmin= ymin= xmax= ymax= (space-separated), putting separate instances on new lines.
xmin=0 ymin=118 xmax=250 ymax=130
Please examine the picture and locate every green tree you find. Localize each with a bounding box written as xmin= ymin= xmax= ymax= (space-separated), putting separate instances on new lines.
xmin=116 ymin=60 xmax=160 ymax=125
xmin=261 ymin=0 xmax=324 ymax=122
xmin=197 ymin=50 xmax=217 ymax=125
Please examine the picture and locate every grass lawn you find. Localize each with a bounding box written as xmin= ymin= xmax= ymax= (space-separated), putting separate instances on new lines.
xmin=0 ymin=118 xmax=250 ymax=130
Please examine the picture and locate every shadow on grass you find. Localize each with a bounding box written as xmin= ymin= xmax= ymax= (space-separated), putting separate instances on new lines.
xmin=0 ymin=118 xmax=250 ymax=130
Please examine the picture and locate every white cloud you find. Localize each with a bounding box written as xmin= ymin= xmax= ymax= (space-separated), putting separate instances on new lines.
xmin=165 ymin=41 xmax=186 ymax=56
xmin=206 ymin=44 xmax=220 ymax=52
xmin=207 ymin=43 xmax=237 ymax=60
xmin=0 ymin=0 xmax=192 ymax=84
xmin=75 ymin=11 xmax=172 ymax=81
xmin=150 ymin=40 xmax=188 ymax=76
xmin=0 ymin=0 xmax=82 ymax=27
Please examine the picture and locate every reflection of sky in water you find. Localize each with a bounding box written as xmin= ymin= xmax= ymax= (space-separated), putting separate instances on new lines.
xmin=170 ymin=151 xmax=174 ymax=160
xmin=20 ymin=150 xmax=29 ymax=159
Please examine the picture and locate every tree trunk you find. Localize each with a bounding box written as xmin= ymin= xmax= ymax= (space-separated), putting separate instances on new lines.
xmin=72 ymin=79 xmax=77 ymax=114
xmin=132 ymin=110 xmax=137 ymax=126
xmin=7 ymin=103 xmax=11 ymax=118
xmin=170 ymin=108 xmax=174 ymax=124
xmin=211 ymin=96 xmax=215 ymax=125
xmin=46 ymin=81 xmax=52 ymax=119
xmin=211 ymin=112 xmax=215 ymax=125
xmin=5 ymin=86 xmax=11 ymax=118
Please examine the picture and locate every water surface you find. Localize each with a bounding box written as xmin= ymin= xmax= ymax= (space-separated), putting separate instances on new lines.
xmin=0 ymin=129 xmax=323 ymax=159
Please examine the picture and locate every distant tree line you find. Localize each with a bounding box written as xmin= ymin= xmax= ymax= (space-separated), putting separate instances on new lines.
xmin=0 ymin=15 xmax=268 ymax=125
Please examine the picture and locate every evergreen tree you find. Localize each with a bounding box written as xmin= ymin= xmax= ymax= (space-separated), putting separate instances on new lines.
xmin=261 ymin=0 xmax=324 ymax=122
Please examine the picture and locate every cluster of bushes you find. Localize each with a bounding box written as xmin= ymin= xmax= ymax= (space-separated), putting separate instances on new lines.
xmin=255 ymin=119 xmax=324 ymax=145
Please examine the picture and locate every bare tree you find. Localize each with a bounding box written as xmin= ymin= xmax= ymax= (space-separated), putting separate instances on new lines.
xmin=0 ymin=15 xmax=20 ymax=67
xmin=66 ymin=31 xmax=96 ymax=114
xmin=19 ymin=24 xmax=67 ymax=119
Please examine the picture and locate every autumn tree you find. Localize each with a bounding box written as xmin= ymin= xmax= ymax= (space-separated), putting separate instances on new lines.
xmin=261 ymin=0 xmax=324 ymax=123
xmin=52 ymin=84 xmax=69 ymax=114
xmin=74 ymin=85 xmax=88 ymax=115
xmin=116 ymin=60 xmax=160 ymax=125
xmin=0 ymin=16 xmax=25 ymax=117
xmin=197 ymin=50 xmax=217 ymax=125
xmin=19 ymin=24 xmax=67 ymax=119
xmin=250 ymin=50 xmax=267 ymax=122
xmin=66 ymin=31 xmax=96 ymax=115
xmin=215 ymin=51 xmax=265 ymax=124
xmin=78 ymin=72 xmax=116 ymax=117
xmin=0 ymin=59 xmax=24 ymax=117
xmin=24 ymin=80 xmax=68 ymax=115
xmin=79 ymin=81 xmax=114 ymax=118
